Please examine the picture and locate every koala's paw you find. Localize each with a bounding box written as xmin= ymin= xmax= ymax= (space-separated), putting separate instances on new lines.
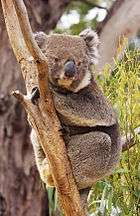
xmin=39 ymin=158 xmax=54 ymax=187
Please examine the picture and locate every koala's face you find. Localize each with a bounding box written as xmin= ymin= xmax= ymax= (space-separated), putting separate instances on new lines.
xmin=35 ymin=29 xmax=99 ymax=92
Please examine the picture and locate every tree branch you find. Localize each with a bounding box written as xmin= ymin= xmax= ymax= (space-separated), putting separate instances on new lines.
xmin=82 ymin=0 xmax=109 ymax=12
xmin=122 ymin=137 xmax=137 ymax=152
xmin=96 ymin=0 xmax=125 ymax=34
xmin=122 ymin=127 xmax=140 ymax=152
xmin=1 ymin=0 xmax=85 ymax=215
xmin=12 ymin=0 xmax=49 ymax=101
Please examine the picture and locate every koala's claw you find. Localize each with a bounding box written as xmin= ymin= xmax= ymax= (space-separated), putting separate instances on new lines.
xmin=31 ymin=87 xmax=40 ymax=105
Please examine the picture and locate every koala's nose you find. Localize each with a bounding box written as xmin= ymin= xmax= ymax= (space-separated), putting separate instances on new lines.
xmin=64 ymin=59 xmax=76 ymax=78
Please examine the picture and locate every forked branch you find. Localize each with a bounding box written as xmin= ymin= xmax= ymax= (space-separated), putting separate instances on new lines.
xmin=1 ymin=0 xmax=85 ymax=215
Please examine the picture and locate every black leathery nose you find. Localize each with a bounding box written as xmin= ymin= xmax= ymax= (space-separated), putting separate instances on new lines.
xmin=64 ymin=60 xmax=76 ymax=77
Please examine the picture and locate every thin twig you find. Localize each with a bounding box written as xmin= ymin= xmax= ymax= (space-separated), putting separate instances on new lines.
xmin=77 ymin=0 xmax=109 ymax=12
xmin=122 ymin=137 xmax=136 ymax=152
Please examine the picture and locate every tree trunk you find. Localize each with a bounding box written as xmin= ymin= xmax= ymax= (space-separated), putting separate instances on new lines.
xmin=96 ymin=0 xmax=140 ymax=73
xmin=0 ymin=0 xmax=70 ymax=215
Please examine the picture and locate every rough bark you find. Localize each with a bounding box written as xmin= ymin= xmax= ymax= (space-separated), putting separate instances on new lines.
xmin=96 ymin=0 xmax=140 ymax=73
xmin=0 ymin=0 xmax=70 ymax=215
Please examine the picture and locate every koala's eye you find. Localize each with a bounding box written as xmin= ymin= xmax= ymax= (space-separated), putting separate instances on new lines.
xmin=54 ymin=57 xmax=59 ymax=62
xmin=77 ymin=61 xmax=82 ymax=66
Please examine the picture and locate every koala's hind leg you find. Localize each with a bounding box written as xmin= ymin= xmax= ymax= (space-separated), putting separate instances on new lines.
xmin=30 ymin=129 xmax=54 ymax=187
xmin=67 ymin=131 xmax=112 ymax=189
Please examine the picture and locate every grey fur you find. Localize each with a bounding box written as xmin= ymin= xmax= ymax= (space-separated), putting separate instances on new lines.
xmin=80 ymin=28 xmax=100 ymax=65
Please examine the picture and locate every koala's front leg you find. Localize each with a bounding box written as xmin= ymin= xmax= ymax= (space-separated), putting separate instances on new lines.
xmin=30 ymin=87 xmax=54 ymax=186
xmin=30 ymin=124 xmax=54 ymax=187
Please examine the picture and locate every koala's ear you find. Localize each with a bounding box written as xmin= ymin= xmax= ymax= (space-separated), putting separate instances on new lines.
xmin=34 ymin=32 xmax=47 ymax=49
xmin=79 ymin=28 xmax=100 ymax=65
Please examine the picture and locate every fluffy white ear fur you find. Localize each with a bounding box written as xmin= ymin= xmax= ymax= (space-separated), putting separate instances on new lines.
xmin=79 ymin=28 xmax=100 ymax=65
xmin=74 ymin=69 xmax=91 ymax=92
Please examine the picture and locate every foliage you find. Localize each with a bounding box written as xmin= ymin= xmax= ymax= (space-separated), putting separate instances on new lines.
xmin=54 ymin=0 xmax=107 ymax=35
xmin=88 ymin=48 xmax=140 ymax=216
xmin=47 ymin=188 xmax=58 ymax=216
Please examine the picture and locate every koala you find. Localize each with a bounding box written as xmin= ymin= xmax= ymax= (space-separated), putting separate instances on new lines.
xmin=30 ymin=29 xmax=122 ymax=208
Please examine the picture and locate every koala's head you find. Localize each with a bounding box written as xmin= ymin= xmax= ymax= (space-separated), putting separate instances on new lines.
xmin=34 ymin=29 xmax=99 ymax=92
